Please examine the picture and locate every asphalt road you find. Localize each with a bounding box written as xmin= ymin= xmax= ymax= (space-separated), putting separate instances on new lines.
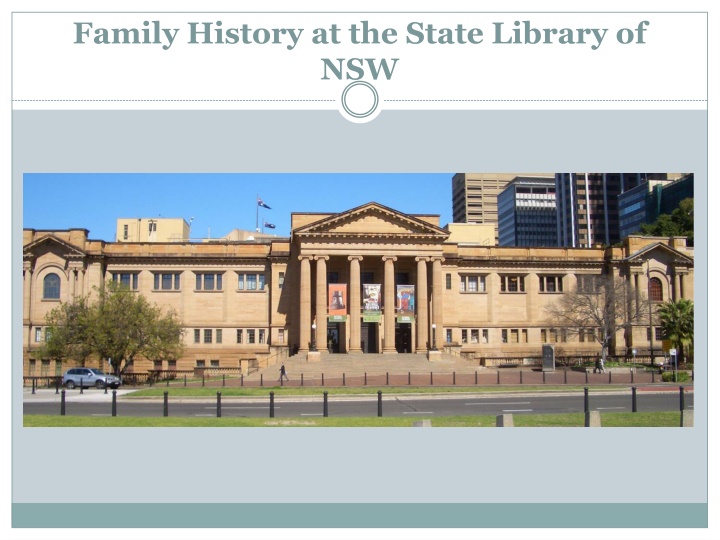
xmin=23 ymin=389 xmax=693 ymax=418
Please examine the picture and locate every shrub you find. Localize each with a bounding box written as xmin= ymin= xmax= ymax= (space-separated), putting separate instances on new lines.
xmin=662 ymin=371 xmax=690 ymax=383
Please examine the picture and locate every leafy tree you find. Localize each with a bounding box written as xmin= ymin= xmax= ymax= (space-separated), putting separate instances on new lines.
xmin=91 ymin=280 xmax=185 ymax=375
xmin=640 ymin=197 xmax=694 ymax=246
xmin=657 ymin=299 xmax=694 ymax=365
xmin=38 ymin=296 xmax=94 ymax=367
xmin=544 ymin=275 xmax=649 ymax=364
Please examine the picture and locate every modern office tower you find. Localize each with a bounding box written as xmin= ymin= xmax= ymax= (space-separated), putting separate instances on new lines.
xmin=498 ymin=176 xmax=558 ymax=247
xmin=452 ymin=173 xmax=549 ymax=243
xmin=618 ymin=174 xmax=694 ymax=240
xmin=554 ymin=173 xmax=684 ymax=248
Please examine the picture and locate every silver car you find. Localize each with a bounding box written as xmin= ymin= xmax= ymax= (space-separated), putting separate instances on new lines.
xmin=62 ymin=368 xmax=121 ymax=389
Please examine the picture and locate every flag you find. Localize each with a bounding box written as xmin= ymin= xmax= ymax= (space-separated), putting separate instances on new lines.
xmin=257 ymin=198 xmax=271 ymax=209
xmin=264 ymin=222 xmax=276 ymax=229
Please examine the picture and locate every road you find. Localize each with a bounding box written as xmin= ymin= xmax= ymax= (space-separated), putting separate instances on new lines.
xmin=23 ymin=388 xmax=693 ymax=418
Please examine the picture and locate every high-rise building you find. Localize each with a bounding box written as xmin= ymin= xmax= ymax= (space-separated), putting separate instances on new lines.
xmin=498 ymin=176 xmax=558 ymax=247
xmin=555 ymin=173 xmax=684 ymax=248
xmin=451 ymin=173 xmax=549 ymax=243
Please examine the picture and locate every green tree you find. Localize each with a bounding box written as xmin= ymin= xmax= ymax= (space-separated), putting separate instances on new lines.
xmin=544 ymin=275 xmax=649 ymax=364
xmin=38 ymin=296 xmax=94 ymax=367
xmin=657 ymin=298 xmax=694 ymax=365
xmin=640 ymin=197 xmax=694 ymax=246
xmin=91 ymin=281 xmax=185 ymax=375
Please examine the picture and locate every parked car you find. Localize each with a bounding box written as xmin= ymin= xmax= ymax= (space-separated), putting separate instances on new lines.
xmin=62 ymin=368 xmax=121 ymax=389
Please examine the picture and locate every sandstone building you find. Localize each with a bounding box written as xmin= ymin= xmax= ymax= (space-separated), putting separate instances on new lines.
xmin=22 ymin=202 xmax=694 ymax=376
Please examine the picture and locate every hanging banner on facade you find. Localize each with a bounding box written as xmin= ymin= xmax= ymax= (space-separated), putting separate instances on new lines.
xmin=396 ymin=285 xmax=415 ymax=322
xmin=363 ymin=284 xmax=382 ymax=322
xmin=328 ymin=284 xmax=347 ymax=322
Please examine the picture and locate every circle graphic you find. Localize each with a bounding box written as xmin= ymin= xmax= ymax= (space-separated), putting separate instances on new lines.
xmin=341 ymin=81 xmax=379 ymax=119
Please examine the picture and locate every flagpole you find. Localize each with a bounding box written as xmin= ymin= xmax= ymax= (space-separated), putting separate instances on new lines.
xmin=256 ymin=194 xmax=259 ymax=232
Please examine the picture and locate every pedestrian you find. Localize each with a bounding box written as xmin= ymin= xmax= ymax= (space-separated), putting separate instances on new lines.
xmin=279 ymin=363 xmax=289 ymax=382
xmin=598 ymin=356 xmax=606 ymax=373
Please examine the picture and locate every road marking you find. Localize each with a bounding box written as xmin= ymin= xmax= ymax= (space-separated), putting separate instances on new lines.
xmin=301 ymin=413 xmax=324 ymax=416
xmin=503 ymin=409 xmax=533 ymax=412
xmin=194 ymin=414 xmax=216 ymax=417
xmin=91 ymin=414 xmax=111 ymax=417
xmin=402 ymin=412 xmax=434 ymax=415
xmin=203 ymin=406 xmax=275 ymax=410
xmin=466 ymin=402 xmax=531 ymax=406
xmin=597 ymin=407 xmax=625 ymax=410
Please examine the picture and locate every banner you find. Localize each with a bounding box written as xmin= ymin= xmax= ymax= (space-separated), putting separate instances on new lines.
xmin=328 ymin=284 xmax=347 ymax=322
xmin=363 ymin=284 xmax=382 ymax=322
xmin=396 ymin=285 xmax=415 ymax=322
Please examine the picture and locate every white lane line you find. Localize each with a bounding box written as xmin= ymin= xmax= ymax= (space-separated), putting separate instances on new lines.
xmin=194 ymin=414 xmax=216 ymax=417
xmin=91 ymin=414 xmax=111 ymax=417
xmin=503 ymin=409 xmax=533 ymax=412
xmin=402 ymin=412 xmax=434 ymax=415
xmin=597 ymin=407 xmax=625 ymax=410
xmin=204 ymin=406 xmax=274 ymax=410
xmin=301 ymin=413 xmax=324 ymax=416
xmin=466 ymin=402 xmax=531 ymax=406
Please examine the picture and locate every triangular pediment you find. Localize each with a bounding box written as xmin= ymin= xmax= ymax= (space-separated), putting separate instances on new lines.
xmin=294 ymin=202 xmax=449 ymax=239
xmin=23 ymin=234 xmax=87 ymax=260
xmin=624 ymin=242 xmax=693 ymax=265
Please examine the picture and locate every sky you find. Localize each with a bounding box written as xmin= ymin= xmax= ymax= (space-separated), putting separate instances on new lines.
xmin=22 ymin=173 xmax=454 ymax=241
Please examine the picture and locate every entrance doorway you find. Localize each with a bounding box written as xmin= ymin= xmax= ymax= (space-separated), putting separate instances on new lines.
xmin=360 ymin=323 xmax=378 ymax=353
xmin=395 ymin=323 xmax=412 ymax=353
xmin=327 ymin=323 xmax=342 ymax=353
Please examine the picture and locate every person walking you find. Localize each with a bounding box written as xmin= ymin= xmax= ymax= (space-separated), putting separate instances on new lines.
xmin=279 ymin=363 xmax=289 ymax=382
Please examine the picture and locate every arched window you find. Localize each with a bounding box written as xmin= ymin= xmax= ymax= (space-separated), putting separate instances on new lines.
xmin=649 ymin=277 xmax=663 ymax=302
xmin=43 ymin=273 xmax=61 ymax=299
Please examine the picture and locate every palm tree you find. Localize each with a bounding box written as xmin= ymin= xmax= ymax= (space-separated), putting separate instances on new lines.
xmin=657 ymin=299 xmax=694 ymax=365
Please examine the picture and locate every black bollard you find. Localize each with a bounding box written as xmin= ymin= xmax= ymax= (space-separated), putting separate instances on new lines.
xmin=497 ymin=371 xmax=500 ymax=385
xmin=222 ymin=374 xmax=225 ymax=387
xmin=386 ymin=372 xmax=389 ymax=386
xmin=564 ymin=370 xmax=567 ymax=384
xmin=104 ymin=380 xmax=108 ymax=394
xmin=365 ymin=372 xmax=367 ymax=386
xmin=585 ymin=371 xmax=588 ymax=384
xmin=475 ymin=371 xmax=478 ymax=385
xmin=60 ymin=389 xmax=66 ymax=416
xmin=584 ymin=387 xmax=589 ymax=414
xmin=280 ymin=373 xmax=284 ymax=387
xmin=269 ymin=391 xmax=275 ymax=418
xmin=609 ymin=372 xmax=612 ymax=384
xmin=408 ymin=372 xmax=411 ymax=385
xmin=321 ymin=373 xmax=324 ymax=386
xmin=301 ymin=373 xmax=304 ymax=387
xmin=31 ymin=379 xmax=35 ymax=395
xmin=631 ymin=369 xmax=634 ymax=384
xmin=431 ymin=372 xmax=433 ymax=386
xmin=543 ymin=371 xmax=546 ymax=384
xmin=216 ymin=392 xmax=222 ymax=418
xmin=55 ymin=378 xmax=60 ymax=394
xmin=163 ymin=391 xmax=169 ymax=417
xmin=323 ymin=391 xmax=328 ymax=417
xmin=343 ymin=373 xmax=346 ymax=386
xmin=261 ymin=373 xmax=263 ymax=387
xmin=241 ymin=374 xmax=244 ymax=387
xmin=111 ymin=390 xmax=117 ymax=417
xmin=202 ymin=373 xmax=205 ymax=387
xmin=80 ymin=378 xmax=84 ymax=394
xmin=632 ymin=386 xmax=637 ymax=413
xmin=679 ymin=386 xmax=685 ymax=412
xmin=184 ymin=374 xmax=187 ymax=387
xmin=453 ymin=372 xmax=456 ymax=385
xmin=520 ymin=371 xmax=523 ymax=385
xmin=377 ymin=390 xmax=383 ymax=417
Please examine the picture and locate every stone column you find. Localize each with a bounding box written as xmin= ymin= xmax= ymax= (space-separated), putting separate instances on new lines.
xmin=431 ymin=257 xmax=445 ymax=350
xmin=299 ymin=255 xmax=312 ymax=352
xmin=416 ymin=257 xmax=429 ymax=352
xmin=349 ymin=256 xmax=363 ymax=352
xmin=315 ymin=256 xmax=329 ymax=352
xmin=383 ymin=256 xmax=397 ymax=353
xmin=23 ymin=261 xmax=33 ymax=324
xmin=673 ymin=271 xmax=682 ymax=302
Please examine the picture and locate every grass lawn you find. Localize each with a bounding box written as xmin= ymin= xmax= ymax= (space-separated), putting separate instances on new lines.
xmin=23 ymin=411 xmax=683 ymax=428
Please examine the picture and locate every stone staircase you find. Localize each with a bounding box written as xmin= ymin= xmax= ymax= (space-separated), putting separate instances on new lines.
xmin=246 ymin=351 xmax=480 ymax=381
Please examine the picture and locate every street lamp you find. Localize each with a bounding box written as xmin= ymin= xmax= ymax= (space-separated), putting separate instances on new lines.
xmin=310 ymin=323 xmax=317 ymax=352
xmin=431 ymin=323 xmax=438 ymax=351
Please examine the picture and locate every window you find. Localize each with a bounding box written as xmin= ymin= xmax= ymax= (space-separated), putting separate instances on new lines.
xmin=123 ymin=224 xmax=129 ymax=240
xmin=216 ymin=329 xmax=223 ymax=344
xmin=655 ymin=327 xmax=664 ymax=341
xmin=41 ymin=359 xmax=50 ymax=376
xmin=445 ymin=329 xmax=452 ymax=343
xmin=196 ymin=273 xmax=223 ymax=291
xmin=461 ymin=329 xmax=468 ymax=344
xmin=482 ymin=329 xmax=489 ymax=343
xmin=522 ymin=329 xmax=528 ymax=343
xmin=445 ymin=274 xmax=452 ymax=290
xmin=237 ymin=272 xmax=265 ymax=291
xmin=153 ymin=360 xmax=162 ymax=370
xmin=259 ymin=329 xmax=266 ymax=344
xmin=236 ymin=329 xmax=243 ymax=344
xmin=196 ymin=360 xmax=205 ymax=368
xmin=35 ymin=327 xmax=43 ymax=342
xmin=541 ymin=329 xmax=547 ymax=342
xmin=154 ymin=273 xmax=181 ymax=290
xmin=211 ymin=359 xmax=220 ymax=367
xmin=471 ymin=329 xmax=479 ymax=343
xmin=460 ymin=275 xmax=486 ymax=293
xmin=111 ymin=272 xmax=139 ymax=290
xmin=649 ymin=277 xmax=663 ymax=302
xmin=577 ymin=275 xmax=601 ymax=293
xmin=247 ymin=330 xmax=256 ymax=344
xmin=278 ymin=329 xmax=285 ymax=344
xmin=500 ymin=275 xmax=525 ymax=293
xmin=28 ymin=359 xmax=36 ymax=376
xmin=168 ymin=360 xmax=177 ymax=370
xmin=194 ymin=329 xmax=200 ymax=344
xmin=501 ymin=329 xmax=508 ymax=343
xmin=539 ymin=275 xmax=564 ymax=293
xmin=278 ymin=272 xmax=285 ymax=288
xmin=204 ymin=329 xmax=212 ymax=344
xmin=43 ymin=273 xmax=61 ymax=299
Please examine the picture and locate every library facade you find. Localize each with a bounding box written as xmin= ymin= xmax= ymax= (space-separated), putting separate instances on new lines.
xmin=22 ymin=202 xmax=694 ymax=376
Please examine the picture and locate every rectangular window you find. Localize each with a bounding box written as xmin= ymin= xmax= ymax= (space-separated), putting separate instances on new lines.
xmin=196 ymin=360 xmax=205 ymax=368
xmin=154 ymin=273 xmax=181 ymax=291
xmin=247 ymin=330 xmax=256 ymax=344
xmin=460 ymin=275 xmax=486 ymax=293
xmin=445 ymin=329 xmax=452 ymax=343
xmin=35 ymin=327 xmax=42 ymax=342
xmin=216 ymin=329 xmax=223 ymax=344
xmin=522 ymin=329 xmax=528 ymax=343
xmin=577 ymin=275 xmax=600 ymax=293
xmin=655 ymin=327 xmax=664 ymax=341
xmin=278 ymin=329 xmax=285 ymax=344
xmin=549 ymin=329 xmax=558 ymax=343
xmin=194 ymin=329 xmax=200 ymax=344
xmin=510 ymin=329 xmax=519 ymax=343
xmin=204 ymin=329 xmax=212 ymax=344
xmin=471 ymin=329 xmax=479 ymax=343
xmin=247 ymin=274 xmax=257 ymax=290
xmin=259 ymin=329 xmax=265 ymax=344
xmin=41 ymin=359 xmax=50 ymax=376
xmin=461 ymin=329 xmax=468 ymax=344
xmin=168 ymin=360 xmax=177 ymax=370
xmin=540 ymin=276 xmax=563 ymax=293
xmin=112 ymin=272 xmax=139 ymax=290
xmin=211 ymin=359 xmax=220 ymax=367
xmin=579 ymin=329 xmax=585 ymax=342
xmin=501 ymin=276 xmax=525 ymax=293
xmin=541 ymin=329 xmax=547 ymax=342
xmin=237 ymin=274 xmax=245 ymax=290
xmin=196 ymin=273 xmax=223 ymax=291
xmin=237 ymin=329 xmax=243 ymax=344
xmin=153 ymin=360 xmax=162 ymax=370
xmin=123 ymin=224 xmax=128 ymax=240
xmin=482 ymin=329 xmax=489 ymax=343
xmin=445 ymin=274 xmax=452 ymax=290
xmin=28 ymin=359 xmax=36 ymax=376
xmin=502 ymin=329 xmax=508 ymax=343
xmin=259 ymin=274 xmax=265 ymax=290
xmin=278 ymin=272 xmax=285 ymax=288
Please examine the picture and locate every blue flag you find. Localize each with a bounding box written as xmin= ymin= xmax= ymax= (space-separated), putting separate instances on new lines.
xmin=257 ymin=198 xmax=271 ymax=209
xmin=264 ymin=222 xmax=276 ymax=229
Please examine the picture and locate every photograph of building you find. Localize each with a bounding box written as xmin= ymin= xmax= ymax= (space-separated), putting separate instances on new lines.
xmin=22 ymin=192 xmax=694 ymax=377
